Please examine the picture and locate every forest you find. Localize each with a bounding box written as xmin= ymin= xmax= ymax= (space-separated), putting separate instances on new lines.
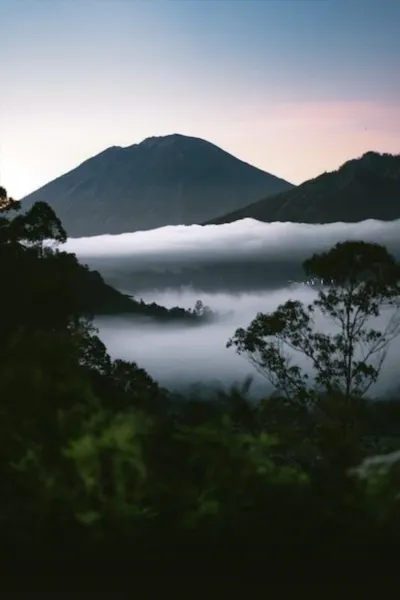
xmin=1 ymin=186 xmax=400 ymax=582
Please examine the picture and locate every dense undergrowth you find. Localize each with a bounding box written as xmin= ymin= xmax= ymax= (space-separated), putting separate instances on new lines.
xmin=1 ymin=188 xmax=400 ymax=581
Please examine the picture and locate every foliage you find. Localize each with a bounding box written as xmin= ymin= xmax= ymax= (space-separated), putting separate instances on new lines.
xmin=2 ymin=188 xmax=400 ymax=578
xmin=228 ymin=241 xmax=400 ymax=404
xmin=351 ymin=449 xmax=400 ymax=528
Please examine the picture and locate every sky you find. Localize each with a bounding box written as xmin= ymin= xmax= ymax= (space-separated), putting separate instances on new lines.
xmin=2 ymin=0 xmax=400 ymax=199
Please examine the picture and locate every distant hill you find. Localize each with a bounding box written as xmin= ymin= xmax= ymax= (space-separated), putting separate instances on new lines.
xmin=71 ymin=260 xmax=212 ymax=324
xmin=206 ymin=152 xmax=400 ymax=225
xmin=20 ymin=134 xmax=293 ymax=237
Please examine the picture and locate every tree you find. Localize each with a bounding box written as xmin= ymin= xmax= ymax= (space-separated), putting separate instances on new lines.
xmin=227 ymin=241 xmax=400 ymax=406
xmin=3 ymin=200 xmax=66 ymax=250
xmin=0 ymin=186 xmax=18 ymax=212
xmin=192 ymin=299 xmax=213 ymax=319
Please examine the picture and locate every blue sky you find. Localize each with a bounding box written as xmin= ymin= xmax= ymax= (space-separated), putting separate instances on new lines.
xmin=2 ymin=0 xmax=399 ymax=198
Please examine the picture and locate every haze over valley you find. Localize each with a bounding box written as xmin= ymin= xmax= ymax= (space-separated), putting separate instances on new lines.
xmin=95 ymin=286 xmax=400 ymax=401
xmin=67 ymin=215 xmax=400 ymax=294
xmin=66 ymin=217 xmax=400 ymax=398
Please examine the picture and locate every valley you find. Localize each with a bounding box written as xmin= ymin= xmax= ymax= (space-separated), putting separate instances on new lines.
xmin=3 ymin=0 xmax=400 ymax=576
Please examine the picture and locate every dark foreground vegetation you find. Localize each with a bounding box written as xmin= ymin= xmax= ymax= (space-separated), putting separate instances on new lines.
xmin=2 ymin=186 xmax=400 ymax=583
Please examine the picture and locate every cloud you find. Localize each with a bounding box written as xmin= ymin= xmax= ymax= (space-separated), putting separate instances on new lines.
xmin=97 ymin=286 xmax=400 ymax=401
xmin=65 ymin=218 xmax=400 ymax=398
xmin=66 ymin=217 xmax=400 ymax=270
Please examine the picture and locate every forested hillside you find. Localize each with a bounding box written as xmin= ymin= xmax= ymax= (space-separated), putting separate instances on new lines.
xmin=208 ymin=152 xmax=400 ymax=225
xmin=2 ymin=186 xmax=400 ymax=584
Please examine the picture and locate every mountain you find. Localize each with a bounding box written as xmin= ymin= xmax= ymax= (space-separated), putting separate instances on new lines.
xmin=206 ymin=152 xmax=400 ymax=225
xmin=20 ymin=134 xmax=293 ymax=237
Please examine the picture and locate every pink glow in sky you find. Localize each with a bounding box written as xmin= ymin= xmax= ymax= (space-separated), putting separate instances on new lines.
xmin=1 ymin=0 xmax=399 ymax=198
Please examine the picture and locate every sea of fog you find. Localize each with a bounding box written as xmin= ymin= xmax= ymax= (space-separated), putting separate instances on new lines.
xmin=66 ymin=218 xmax=400 ymax=400
xmin=65 ymin=217 xmax=400 ymax=294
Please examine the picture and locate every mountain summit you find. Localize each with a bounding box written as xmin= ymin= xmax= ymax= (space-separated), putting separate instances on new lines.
xmin=20 ymin=134 xmax=293 ymax=237
xmin=206 ymin=151 xmax=400 ymax=226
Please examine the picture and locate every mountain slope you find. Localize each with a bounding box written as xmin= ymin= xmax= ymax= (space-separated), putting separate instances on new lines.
xmin=68 ymin=260 xmax=212 ymax=323
xmin=206 ymin=152 xmax=400 ymax=225
xmin=20 ymin=134 xmax=293 ymax=237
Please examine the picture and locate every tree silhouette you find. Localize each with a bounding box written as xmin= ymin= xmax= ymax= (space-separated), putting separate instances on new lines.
xmin=228 ymin=241 xmax=400 ymax=404
xmin=0 ymin=186 xmax=18 ymax=212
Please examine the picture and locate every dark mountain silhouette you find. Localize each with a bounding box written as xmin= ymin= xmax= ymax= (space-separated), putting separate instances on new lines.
xmin=206 ymin=152 xmax=400 ymax=225
xmin=20 ymin=134 xmax=293 ymax=237
xmin=70 ymin=260 xmax=213 ymax=324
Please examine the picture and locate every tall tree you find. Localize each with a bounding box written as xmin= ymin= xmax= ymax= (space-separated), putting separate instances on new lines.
xmin=228 ymin=241 xmax=400 ymax=405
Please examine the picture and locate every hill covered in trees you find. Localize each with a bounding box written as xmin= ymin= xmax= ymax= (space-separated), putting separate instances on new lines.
xmin=20 ymin=134 xmax=293 ymax=237
xmin=55 ymin=258 xmax=214 ymax=323
xmin=1 ymin=188 xmax=212 ymax=325
xmin=3 ymin=186 xmax=400 ymax=584
xmin=207 ymin=151 xmax=400 ymax=225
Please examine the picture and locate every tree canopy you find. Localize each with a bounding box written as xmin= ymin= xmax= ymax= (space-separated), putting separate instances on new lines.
xmin=2 ymin=188 xmax=400 ymax=583
xmin=228 ymin=240 xmax=400 ymax=403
